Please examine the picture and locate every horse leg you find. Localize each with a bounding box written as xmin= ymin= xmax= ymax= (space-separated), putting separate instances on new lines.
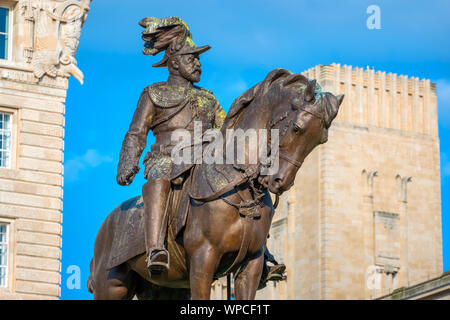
xmin=92 ymin=262 xmax=136 ymax=300
xmin=234 ymin=250 xmax=264 ymax=300
xmin=188 ymin=245 xmax=221 ymax=300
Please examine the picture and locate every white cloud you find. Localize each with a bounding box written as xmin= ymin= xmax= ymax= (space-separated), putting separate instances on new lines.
xmin=227 ymin=79 xmax=248 ymax=95
xmin=437 ymin=79 xmax=450 ymax=127
xmin=65 ymin=149 xmax=113 ymax=182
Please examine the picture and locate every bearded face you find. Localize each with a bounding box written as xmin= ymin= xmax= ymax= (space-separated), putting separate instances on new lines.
xmin=175 ymin=54 xmax=202 ymax=83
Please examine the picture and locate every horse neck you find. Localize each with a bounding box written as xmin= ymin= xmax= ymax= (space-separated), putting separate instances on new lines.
xmin=218 ymin=100 xmax=277 ymax=169
xmin=227 ymin=100 xmax=273 ymax=132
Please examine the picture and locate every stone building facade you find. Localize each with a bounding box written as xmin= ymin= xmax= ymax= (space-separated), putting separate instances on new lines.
xmin=252 ymin=63 xmax=442 ymax=300
xmin=0 ymin=0 xmax=90 ymax=299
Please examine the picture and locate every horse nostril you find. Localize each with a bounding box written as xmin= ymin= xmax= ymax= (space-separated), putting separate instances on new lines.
xmin=271 ymin=177 xmax=283 ymax=190
xmin=274 ymin=177 xmax=283 ymax=184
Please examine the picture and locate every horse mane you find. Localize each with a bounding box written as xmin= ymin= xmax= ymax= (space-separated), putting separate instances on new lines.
xmin=222 ymin=68 xmax=292 ymax=129
xmin=221 ymin=68 xmax=341 ymax=130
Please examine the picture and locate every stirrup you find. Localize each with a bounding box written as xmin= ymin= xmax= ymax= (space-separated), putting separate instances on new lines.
xmin=146 ymin=250 xmax=169 ymax=275
xmin=266 ymin=264 xmax=286 ymax=282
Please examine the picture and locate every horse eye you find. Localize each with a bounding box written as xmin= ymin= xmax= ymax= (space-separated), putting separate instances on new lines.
xmin=293 ymin=124 xmax=303 ymax=134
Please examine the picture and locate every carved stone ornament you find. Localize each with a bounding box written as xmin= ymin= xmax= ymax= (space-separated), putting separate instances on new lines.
xmin=20 ymin=0 xmax=91 ymax=84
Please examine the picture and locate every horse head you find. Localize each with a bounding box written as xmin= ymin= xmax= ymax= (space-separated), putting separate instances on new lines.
xmin=265 ymin=72 xmax=344 ymax=195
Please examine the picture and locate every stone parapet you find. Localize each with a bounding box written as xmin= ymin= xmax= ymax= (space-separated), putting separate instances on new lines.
xmin=303 ymin=64 xmax=438 ymax=137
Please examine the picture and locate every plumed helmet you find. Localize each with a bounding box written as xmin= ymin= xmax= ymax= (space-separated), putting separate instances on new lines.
xmin=139 ymin=16 xmax=211 ymax=68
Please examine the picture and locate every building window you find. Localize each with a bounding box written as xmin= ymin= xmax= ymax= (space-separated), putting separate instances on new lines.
xmin=0 ymin=224 xmax=8 ymax=288
xmin=0 ymin=112 xmax=11 ymax=168
xmin=0 ymin=7 xmax=9 ymax=60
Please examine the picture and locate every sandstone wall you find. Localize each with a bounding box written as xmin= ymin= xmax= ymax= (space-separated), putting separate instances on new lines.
xmin=0 ymin=0 xmax=90 ymax=299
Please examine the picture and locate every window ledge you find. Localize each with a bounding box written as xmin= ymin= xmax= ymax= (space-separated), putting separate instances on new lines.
xmin=0 ymin=59 xmax=33 ymax=72
xmin=0 ymin=60 xmax=32 ymax=73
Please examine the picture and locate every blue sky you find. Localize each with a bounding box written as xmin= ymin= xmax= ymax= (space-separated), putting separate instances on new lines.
xmin=60 ymin=0 xmax=450 ymax=299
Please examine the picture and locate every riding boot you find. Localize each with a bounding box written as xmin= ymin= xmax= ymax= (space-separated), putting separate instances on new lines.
xmin=142 ymin=179 xmax=171 ymax=276
xmin=258 ymin=246 xmax=287 ymax=289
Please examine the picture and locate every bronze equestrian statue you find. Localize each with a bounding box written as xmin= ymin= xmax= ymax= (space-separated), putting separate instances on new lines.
xmin=116 ymin=16 xmax=226 ymax=275
xmin=114 ymin=16 xmax=282 ymax=281
xmin=87 ymin=16 xmax=344 ymax=300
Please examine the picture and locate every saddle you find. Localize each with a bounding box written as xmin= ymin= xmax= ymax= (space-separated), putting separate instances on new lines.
xmin=106 ymin=176 xmax=191 ymax=270
xmin=106 ymin=163 xmax=258 ymax=271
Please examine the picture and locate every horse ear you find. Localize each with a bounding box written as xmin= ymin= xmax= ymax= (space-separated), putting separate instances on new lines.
xmin=323 ymin=93 xmax=344 ymax=128
xmin=305 ymin=80 xmax=316 ymax=102
xmin=320 ymin=129 xmax=328 ymax=144
xmin=337 ymin=94 xmax=345 ymax=107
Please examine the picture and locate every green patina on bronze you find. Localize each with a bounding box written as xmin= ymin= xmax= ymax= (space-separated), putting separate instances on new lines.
xmin=139 ymin=16 xmax=210 ymax=67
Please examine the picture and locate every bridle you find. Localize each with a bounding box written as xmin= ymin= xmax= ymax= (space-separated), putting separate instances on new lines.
xmin=267 ymin=102 xmax=324 ymax=170
xmin=192 ymin=93 xmax=325 ymax=210
xmin=278 ymin=151 xmax=303 ymax=168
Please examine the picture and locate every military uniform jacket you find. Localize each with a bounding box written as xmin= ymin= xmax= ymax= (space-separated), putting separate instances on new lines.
xmin=119 ymin=82 xmax=226 ymax=181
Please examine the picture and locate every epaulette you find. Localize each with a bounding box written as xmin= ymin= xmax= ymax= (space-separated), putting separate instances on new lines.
xmin=146 ymin=82 xmax=189 ymax=108
xmin=201 ymin=88 xmax=214 ymax=95
xmin=196 ymin=87 xmax=218 ymax=103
